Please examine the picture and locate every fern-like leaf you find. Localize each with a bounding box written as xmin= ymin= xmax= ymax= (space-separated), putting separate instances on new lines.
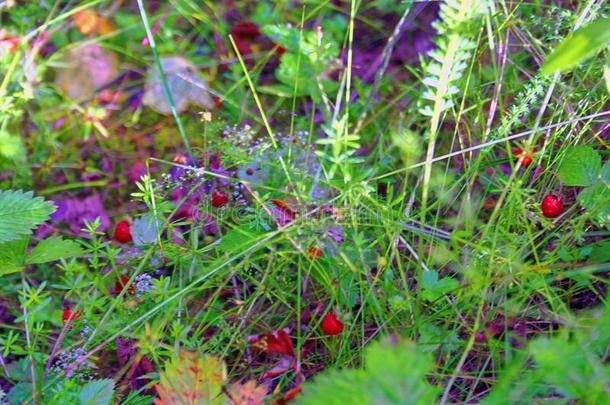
xmin=418 ymin=0 xmax=488 ymax=208
xmin=419 ymin=0 xmax=488 ymax=130
xmin=0 ymin=190 xmax=56 ymax=244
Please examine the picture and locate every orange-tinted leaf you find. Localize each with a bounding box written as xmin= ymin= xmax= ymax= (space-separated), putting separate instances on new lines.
xmin=95 ymin=16 xmax=115 ymax=35
xmin=155 ymin=351 xmax=226 ymax=405
xmin=72 ymin=10 xmax=98 ymax=35
xmin=227 ymin=380 xmax=267 ymax=405
xmin=72 ymin=9 xmax=115 ymax=35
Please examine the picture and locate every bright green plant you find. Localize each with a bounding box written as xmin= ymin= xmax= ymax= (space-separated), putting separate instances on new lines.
xmin=558 ymin=146 xmax=610 ymax=227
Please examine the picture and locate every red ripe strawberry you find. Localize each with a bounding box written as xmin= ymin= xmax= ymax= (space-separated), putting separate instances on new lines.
xmin=513 ymin=147 xmax=534 ymax=167
xmin=211 ymin=189 xmax=229 ymax=208
xmin=273 ymin=43 xmax=286 ymax=57
xmin=321 ymin=312 xmax=343 ymax=336
xmin=114 ymin=220 xmax=132 ymax=243
xmin=308 ymin=246 xmax=323 ymax=259
xmin=62 ymin=308 xmax=81 ymax=323
xmin=541 ymin=194 xmax=564 ymax=218
xmin=115 ymin=274 xmax=135 ymax=295
xmin=231 ymin=21 xmax=260 ymax=56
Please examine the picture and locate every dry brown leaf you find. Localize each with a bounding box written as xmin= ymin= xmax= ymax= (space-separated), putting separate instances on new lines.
xmin=55 ymin=44 xmax=118 ymax=101
xmin=226 ymin=380 xmax=267 ymax=405
xmin=72 ymin=10 xmax=98 ymax=35
xmin=72 ymin=9 xmax=115 ymax=35
xmin=142 ymin=56 xmax=213 ymax=115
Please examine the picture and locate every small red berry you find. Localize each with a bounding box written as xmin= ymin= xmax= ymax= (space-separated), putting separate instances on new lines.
xmin=308 ymin=246 xmax=323 ymax=259
xmin=274 ymin=43 xmax=286 ymax=57
xmin=320 ymin=312 xmax=343 ymax=336
xmin=62 ymin=308 xmax=81 ymax=323
xmin=513 ymin=147 xmax=534 ymax=167
xmin=115 ymin=274 xmax=135 ymax=295
xmin=541 ymin=194 xmax=564 ymax=218
xmin=114 ymin=220 xmax=132 ymax=243
xmin=211 ymin=189 xmax=229 ymax=208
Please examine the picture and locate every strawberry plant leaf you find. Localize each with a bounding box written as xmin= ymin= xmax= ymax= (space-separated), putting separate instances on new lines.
xmin=542 ymin=17 xmax=610 ymax=74
xmin=78 ymin=379 xmax=115 ymax=405
xmin=600 ymin=160 xmax=610 ymax=183
xmin=419 ymin=270 xmax=459 ymax=302
xmin=365 ymin=339 xmax=439 ymax=404
xmin=261 ymin=24 xmax=338 ymax=102
xmin=529 ymin=339 xmax=608 ymax=401
xmin=589 ymin=240 xmax=610 ymax=263
xmin=557 ymin=146 xmax=600 ymax=187
xmin=0 ymin=190 xmax=55 ymax=244
xmin=295 ymin=369 xmax=367 ymax=405
xmin=25 ymin=237 xmax=83 ymax=265
xmin=296 ymin=338 xmax=438 ymax=404
xmin=0 ymin=236 xmax=28 ymax=276
xmin=577 ymin=182 xmax=610 ymax=227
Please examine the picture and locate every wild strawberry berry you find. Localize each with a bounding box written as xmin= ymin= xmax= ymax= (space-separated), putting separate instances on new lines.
xmin=541 ymin=194 xmax=564 ymax=218
xmin=274 ymin=43 xmax=286 ymax=57
xmin=62 ymin=308 xmax=81 ymax=323
xmin=115 ymin=274 xmax=135 ymax=295
xmin=308 ymin=246 xmax=323 ymax=259
xmin=114 ymin=220 xmax=132 ymax=243
xmin=513 ymin=147 xmax=534 ymax=167
xmin=321 ymin=312 xmax=343 ymax=336
xmin=211 ymin=189 xmax=229 ymax=208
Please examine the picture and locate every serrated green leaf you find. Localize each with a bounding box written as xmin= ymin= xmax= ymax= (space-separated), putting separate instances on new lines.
xmin=529 ymin=339 xmax=608 ymax=401
xmin=542 ymin=17 xmax=610 ymax=74
xmin=25 ymin=237 xmax=83 ymax=265
xmin=0 ymin=190 xmax=56 ymax=244
xmin=0 ymin=236 xmax=28 ymax=276
xmin=558 ymin=146 xmax=601 ymax=186
xmin=589 ymin=240 xmax=610 ymax=263
xmin=296 ymin=338 xmax=438 ymax=405
xmin=419 ymin=270 xmax=459 ymax=302
xmin=365 ymin=339 xmax=439 ymax=404
xmin=578 ymin=182 xmax=610 ymax=227
xmin=600 ymin=160 xmax=610 ymax=183
xmin=78 ymin=379 xmax=114 ymax=405
xmin=295 ymin=369 xmax=367 ymax=405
